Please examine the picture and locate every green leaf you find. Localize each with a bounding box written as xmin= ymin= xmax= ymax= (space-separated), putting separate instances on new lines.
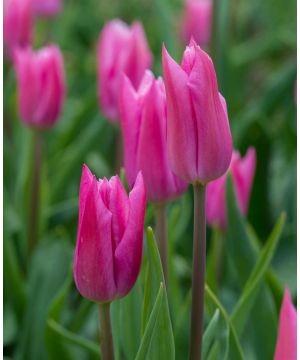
xmin=205 ymin=285 xmax=245 ymax=360
xmin=142 ymin=227 xmax=175 ymax=360
xmin=202 ymin=309 xmax=220 ymax=359
xmin=225 ymin=175 xmax=257 ymax=286
xmin=231 ymin=213 xmax=286 ymax=335
xmin=15 ymin=240 xmax=72 ymax=360
xmin=135 ymin=284 xmax=164 ymax=360
xmin=47 ymin=319 xmax=100 ymax=359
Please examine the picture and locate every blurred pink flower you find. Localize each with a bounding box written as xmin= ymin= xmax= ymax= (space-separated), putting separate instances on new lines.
xmin=97 ymin=19 xmax=153 ymax=122
xmin=274 ymin=288 xmax=297 ymax=360
xmin=181 ymin=0 xmax=212 ymax=46
xmin=120 ymin=70 xmax=188 ymax=203
xmin=14 ymin=45 xmax=65 ymax=129
xmin=32 ymin=0 xmax=62 ymax=17
xmin=4 ymin=0 xmax=33 ymax=57
xmin=74 ymin=165 xmax=146 ymax=303
xmin=206 ymin=147 xmax=256 ymax=229
xmin=162 ymin=39 xmax=232 ymax=184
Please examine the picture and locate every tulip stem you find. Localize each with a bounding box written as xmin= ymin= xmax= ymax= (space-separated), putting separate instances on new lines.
xmin=155 ymin=203 xmax=168 ymax=283
xmin=189 ymin=183 xmax=207 ymax=360
xmin=27 ymin=130 xmax=43 ymax=258
xmin=98 ymin=302 xmax=115 ymax=360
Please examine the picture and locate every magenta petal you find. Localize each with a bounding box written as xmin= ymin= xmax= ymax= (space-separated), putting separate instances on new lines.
xmin=206 ymin=174 xmax=226 ymax=229
xmin=231 ymin=147 xmax=256 ymax=215
xmin=108 ymin=175 xmax=129 ymax=248
xmin=274 ymin=288 xmax=297 ymax=360
xmin=162 ymin=45 xmax=198 ymax=183
xmin=120 ymin=74 xmax=142 ymax=188
xmin=136 ymin=75 xmax=187 ymax=201
xmin=114 ymin=172 xmax=146 ymax=297
xmin=74 ymin=176 xmax=117 ymax=303
xmin=187 ymin=46 xmax=232 ymax=182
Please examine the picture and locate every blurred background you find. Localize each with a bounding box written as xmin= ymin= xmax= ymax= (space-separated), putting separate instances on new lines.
xmin=4 ymin=0 xmax=296 ymax=359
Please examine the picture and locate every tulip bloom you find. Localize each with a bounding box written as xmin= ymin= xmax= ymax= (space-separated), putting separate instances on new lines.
xmin=97 ymin=19 xmax=153 ymax=122
xmin=32 ymin=0 xmax=62 ymax=17
xmin=14 ymin=45 xmax=65 ymax=129
xmin=120 ymin=70 xmax=188 ymax=203
xmin=74 ymin=165 xmax=146 ymax=303
xmin=182 ymin=0 xmax=212 ymax=46
xmin=4 ymin=0 xmax=33 ymax=57
xmin=206 ymin=148 xmax=256 ymax=230
xmin=274 ymin=288 xmax=297 ymax=360
xmin=162 ymin=40 xmax=232 ymax=185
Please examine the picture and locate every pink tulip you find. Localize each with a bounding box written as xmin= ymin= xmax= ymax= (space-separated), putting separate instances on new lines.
xmin=120 ymin=70 xmax=188 ymax=203
xmin=4 ymin=0 xmax=33 ymax=58
xmin=32 ymin=0 xmax=62 ymax=17
xmin=182 ymin=0 xmax=212 ymax=46
xmin=162 ymin=40 xmax=232 ymax=184
xmin=97 ymin=19 xmax=153 ymax=122
xmin=74 ymin=165 xmax=146 ymax=303
xmin=206 ymin=147 xmax=256 ymax=229
xmin=274 ymin=288 xmax=297 ymax=360
xmin=13 ymin=45 xmax=65 ymax=129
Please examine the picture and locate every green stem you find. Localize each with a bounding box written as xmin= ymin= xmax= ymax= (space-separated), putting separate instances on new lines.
xmin=27 ymin=130 xmax=43 ymax=258
xmin=189 ymin=183 xmax=207 ymax=360
xmin=114 ymin=127 xmax=123 ymax=174
xmin=154 ymin=203 xmax=168 ymax=284
xmin=98 ymin=302 xmax=115 ymax=360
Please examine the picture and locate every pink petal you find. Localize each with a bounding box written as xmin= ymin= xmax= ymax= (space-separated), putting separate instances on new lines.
xmin=114 ymin=172 xmax=146 ymax=297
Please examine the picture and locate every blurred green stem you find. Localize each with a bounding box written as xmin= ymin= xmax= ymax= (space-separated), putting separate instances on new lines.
xmin=114 ymin=127 xmax=123 ymax=174
xmin=98 ymin=302 xmax=115 ymax=360
xmin=27 ymin=130 xmax=43 ymax=258
xmin=189 ymin=183 xmax=206 ymax=360
xmin=155 ymin=203 xmax=168 ymax=284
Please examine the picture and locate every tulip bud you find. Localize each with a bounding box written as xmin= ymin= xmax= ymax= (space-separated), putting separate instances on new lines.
xmin=120 ymin=70 xmax=188 ymax=203
xmin=162 ymin=40 xmax=232 ymax=184
xmin=13 ymin=45 xmax=65 ymax=129
xmin=32 ymin=0 xmax=62 ymax=17
xmin=206 ymin=148 xmax=256 ymax=230
xmin=274 ymin=288 xmax=297 ymax=360
xmin=4 ymin=0 xmax=33 ymax=58
xmin=97 ymin=19 xmax=153 ymax=122
xmin=74 ymin=165 xmax=146 ymax=303
xmin=181 ymin=0 xmax=212 ymax=46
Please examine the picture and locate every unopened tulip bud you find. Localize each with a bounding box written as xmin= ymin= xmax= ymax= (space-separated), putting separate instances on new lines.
xmin=74 ymin=165 xmax=146 ymax=303
xmin=4 ymin=0 xmax=33 ymax=57
xmin=182 ymin=0 xmax=212 ymax=46
xmin=206 ymin=147 xmax=256 ymax=229
xmin=97 ymin=19 xmax=152 ymax=122
xmin=32 ymin=0 xmax=62 ymax=17
xmin=162 ymin=40 xmax=232 ymax=184
xmin=14 ymin=45 xmax=65 ymax=129
xmin=274 ymin=288 xmax=297 ymax=360
xmin=120 ymin=70 xmax=188 ymax=203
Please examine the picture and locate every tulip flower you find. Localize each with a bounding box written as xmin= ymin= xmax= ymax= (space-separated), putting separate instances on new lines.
xmin=182 ymin=0 xmax=212 ymax=46
xmin=274 ymin=288 xmax=297 ymax=360
xmin=163 ymin=40 xmax=232 ymax=360
xmin=120 ymin=70 xmax=187 ymax=279
xmin=162 ymin=39 xmax=232 ymax=185
xmin=14 ymin=45 xmax=65 ymax=129
xmin=120 ymin=70 xmax=188 ymax=203
xmin=4 ymin=0 xmax=33 ymax=58
xmin=32 ymin=0 xmax=62 ymax=17
xmin=97 ymin=19 xmax=153 ymax=122
xmin=206 ymin=147 xmax=256 ymax=230
xmin=74 ymin=165 xmax=146 ymax=303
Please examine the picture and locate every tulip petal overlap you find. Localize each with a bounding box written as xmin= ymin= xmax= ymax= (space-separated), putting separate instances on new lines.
xmin=74 ymin=165 xmax=146 ymax=303
xmin=121 ymin=70 xmax=188 ymax=203
xmin=162 ymin=41 xmax=232 ymax=184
